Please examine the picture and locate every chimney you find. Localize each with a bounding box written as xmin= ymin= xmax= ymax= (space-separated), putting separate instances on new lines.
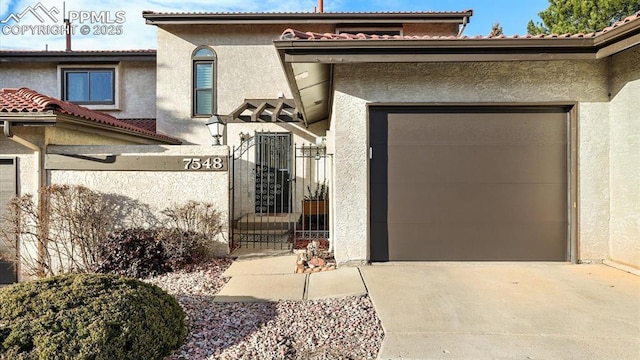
xmin=65 ymin=19 xmax=71 ymax=51
xmin=63 ymin=2 xmax=71 ymax=51
xmin=318 ymin=0 xmax=323 ymax=13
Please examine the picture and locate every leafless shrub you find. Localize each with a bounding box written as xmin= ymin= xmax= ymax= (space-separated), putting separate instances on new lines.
xmin=158 ymin=201 xmax=224 ymax=269
xmin=0 ymin=184 xmax=117 ymax=278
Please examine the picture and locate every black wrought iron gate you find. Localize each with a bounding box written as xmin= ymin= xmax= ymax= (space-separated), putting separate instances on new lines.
xmin=230 ymin=132 xmax=331 ymax=251
xmin=230 ymin=132 xmax=294 ymax=249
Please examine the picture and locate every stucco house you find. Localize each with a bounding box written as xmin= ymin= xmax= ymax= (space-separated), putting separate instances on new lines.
xmin=1 ymin=9 xmax=638 ymax=281
xmin=143 ymin=9 xmax=639 ymax=269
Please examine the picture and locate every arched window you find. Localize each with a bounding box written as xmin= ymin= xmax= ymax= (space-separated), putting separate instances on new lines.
xmin=192 ymin=46 xmax=216 ymax=116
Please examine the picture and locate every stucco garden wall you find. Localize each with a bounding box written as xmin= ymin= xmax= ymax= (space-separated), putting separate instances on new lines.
xmin=608 ymin=46 xmax=640 ymax=269
xmin=47 ymin=145 xmax=231 ymax=255
xmin=155 ymin=24 xmax=333 ymax=145
xmin=329 ymin=60 xmax=610 ymax=265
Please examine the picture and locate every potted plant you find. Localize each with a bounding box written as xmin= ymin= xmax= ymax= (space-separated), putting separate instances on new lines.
xmin=302 ymin=181 xmax=329 ymax=216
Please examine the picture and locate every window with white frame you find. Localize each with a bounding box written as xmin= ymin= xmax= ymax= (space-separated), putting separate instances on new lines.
xmin=192 ymin=46 xmax=216 ymax=117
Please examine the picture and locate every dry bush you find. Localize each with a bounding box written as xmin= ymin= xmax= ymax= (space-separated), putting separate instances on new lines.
xmin=0 ymin=185 xmax=117 ymax=278
xmin=158 ymin=201 xmax=224 ymax=269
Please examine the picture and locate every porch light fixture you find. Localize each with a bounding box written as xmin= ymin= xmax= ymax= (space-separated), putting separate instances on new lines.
xmin=206 ymin=115 xmax=225 ymax=145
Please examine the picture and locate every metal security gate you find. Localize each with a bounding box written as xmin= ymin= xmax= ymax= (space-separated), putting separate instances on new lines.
xmin=231 ymin=132 xmax=294 ymax=249
xmin=230 ymin=133 xmax=331 ymax=251
xmin=294 ymin=144 xmax=330 ymax=243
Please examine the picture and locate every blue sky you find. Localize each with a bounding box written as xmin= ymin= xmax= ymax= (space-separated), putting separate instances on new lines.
xmin=0 ymin=0 xmax=550 ymax=50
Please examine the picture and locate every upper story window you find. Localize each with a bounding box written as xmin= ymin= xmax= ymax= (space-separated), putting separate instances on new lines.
xmin=336 ymin=27 xmax=402 ymax=36
xmin=192 ymin=46 xmax=216 ymax=117
xmin=58 ymin=65 xmax=120 ymax=110
xmin=62 ymin=68 xmax=114 ymax=104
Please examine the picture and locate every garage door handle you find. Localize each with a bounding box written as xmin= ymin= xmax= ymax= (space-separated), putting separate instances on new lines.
xmin=369 ymin=146 xmax=373 ymax=160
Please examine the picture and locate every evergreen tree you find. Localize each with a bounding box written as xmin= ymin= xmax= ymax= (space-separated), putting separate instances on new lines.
xmin=490 ymin=22 xmax=504 ymax=37
xmin=527 ymin=0 xmax=640 ymax=35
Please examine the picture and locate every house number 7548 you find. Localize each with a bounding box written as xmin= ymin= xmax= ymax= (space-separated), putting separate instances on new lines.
xmin=182 ymin=157 xmax=224 ymax=170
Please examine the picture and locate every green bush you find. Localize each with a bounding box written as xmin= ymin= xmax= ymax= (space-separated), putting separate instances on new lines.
xmin=0 ymin=273 xmax=185 ymax=360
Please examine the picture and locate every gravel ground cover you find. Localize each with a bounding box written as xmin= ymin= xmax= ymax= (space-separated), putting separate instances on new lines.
xmin=145 ymin=258 xmax=384 ymax=360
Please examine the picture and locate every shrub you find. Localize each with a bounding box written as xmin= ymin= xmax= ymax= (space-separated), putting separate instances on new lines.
xmin=95 ymin=228 xmax=170 ymax=278
xmin=0 ymin=184 xmax=118 ymax=277
xmin=159 ymin=201 xmax=224 ymax=270
xmin=0 ymin=273 xmax=185 ymax=360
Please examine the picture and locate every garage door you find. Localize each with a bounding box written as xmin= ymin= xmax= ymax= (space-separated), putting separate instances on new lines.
xmin=0 ymin=158 xmax=17 ymax=283
xmin=370 ymin=107 xmax=569 ymax=261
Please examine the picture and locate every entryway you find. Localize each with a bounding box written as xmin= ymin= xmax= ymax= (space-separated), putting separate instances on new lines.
xmin=230 ymin=133 xmax=330 ymax=251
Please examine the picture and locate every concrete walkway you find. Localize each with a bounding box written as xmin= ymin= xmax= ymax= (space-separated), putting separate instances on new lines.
xmin=213 ymin=252 xmax=367 ymax=302
xmin=361 ymin=263 xmax=640 ymax=360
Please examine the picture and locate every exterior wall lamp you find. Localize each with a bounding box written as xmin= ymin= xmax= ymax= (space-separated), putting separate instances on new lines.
xmin=206 ymin=115 xmax=226 ymax=145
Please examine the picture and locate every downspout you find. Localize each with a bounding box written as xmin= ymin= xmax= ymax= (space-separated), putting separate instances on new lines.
xmin=457 ymin=16 xmax=469 ymax=37
xmin=2 ymin=121 xmax=46 ymax=277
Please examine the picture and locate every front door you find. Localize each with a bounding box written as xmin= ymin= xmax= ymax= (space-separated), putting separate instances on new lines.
xmin=255 ymin=132 xmax=292 ymax=214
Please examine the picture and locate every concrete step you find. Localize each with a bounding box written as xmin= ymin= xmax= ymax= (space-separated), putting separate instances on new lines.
xmin=235 ymin=213 xmax=301 ymax=230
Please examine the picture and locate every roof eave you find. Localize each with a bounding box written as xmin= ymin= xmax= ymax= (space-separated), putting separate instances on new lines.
xmin=56 ymin=115 xmax=181 ymax=145
xmin=0 ymin=53 xmax=156 ymax=63
xmin=143 ymin=11 xmax=472 ymax=26
xmin=274 ymin=38 xmax=598 ymax=63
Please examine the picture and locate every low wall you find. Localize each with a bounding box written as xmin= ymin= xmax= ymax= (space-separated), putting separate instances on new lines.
xmin=46 ymin=144 xmax=230 ymax=256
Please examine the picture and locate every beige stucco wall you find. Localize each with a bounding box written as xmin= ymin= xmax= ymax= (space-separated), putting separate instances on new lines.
xmin=155 ymin=24 xmax=333 ymax=145
xmin=0 ymin=61 xmax=156 ymax=120
xmin=48 ymin=145 xmax=230 ymax=255
xmin=608 ymin=46 xmax=640 ymax=269
xmin=0 ymin=62 xmax=57 ymax=95
xmin=0 ymin=128 xmax=44 ymax=198
xmin=329 ymin=60 xmax=610 ymax=265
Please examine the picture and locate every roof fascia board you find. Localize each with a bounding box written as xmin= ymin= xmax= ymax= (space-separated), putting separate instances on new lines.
xmin=275 ymin=38 xmax=597 ymax=63
xmin=0 ymin=54 xmax=155 ymax=63
xmin=0 ymin=113 xmax=58 ymax=123
xmin=597 ymin=32 xmax=640 ymax=58
xmin=284 ymin=52 xmax=596 ymax=63
xmin=56 ymin=115 xmax=180 ymax=144
xmin=275 ymin=38 xmax=595 ymax=50
xmin=143 ymin=12 xmax=472 ymax=25
xmin=594 ymin=19 xmax=640 ymax=47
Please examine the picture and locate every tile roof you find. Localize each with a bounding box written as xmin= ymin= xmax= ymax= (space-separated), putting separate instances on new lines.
xmin=120 ymin=119 xmax=157 ymax=132
xmin=0 ymin=49 xmax=156 ymax=54
xmin=281 ymin=10 xmax=640 ymax=40
xmin=0 ymin=88 xmax=179 ymax=144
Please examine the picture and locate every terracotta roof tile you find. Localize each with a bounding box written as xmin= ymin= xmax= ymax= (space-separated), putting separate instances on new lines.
xmin=281 ymin=10 xmax=640 ymax=40
xmin=0 ymin=88 xmax=179 ymax=144
xmin=120 ymin=119 xmax=157 ymax=132
xmin=0 ymin=49 xmax=156 ymax=55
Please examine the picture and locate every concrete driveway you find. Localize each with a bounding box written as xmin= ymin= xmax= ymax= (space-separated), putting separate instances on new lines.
xmin=360 ymin=263 xmax=640 ymax=360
